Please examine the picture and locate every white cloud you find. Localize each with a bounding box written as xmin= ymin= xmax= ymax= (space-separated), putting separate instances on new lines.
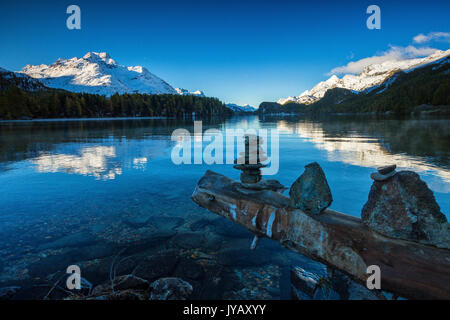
xmin=413 ymin=32 xmax=450 ymax=44
xmin=329 ymin=45 xmax=439 ymax=75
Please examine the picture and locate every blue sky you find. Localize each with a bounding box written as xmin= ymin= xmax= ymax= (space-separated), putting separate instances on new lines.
xmin=0 ymin=0 xmax=449 ymax=106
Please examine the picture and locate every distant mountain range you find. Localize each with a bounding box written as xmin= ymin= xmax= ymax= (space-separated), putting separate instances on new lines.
xmin=15 ymin=52 xmax=204 ymax=98
xmin=277 ymin=49 xmax=450 ymax=105
xmin=261 ymin=49 xmax=450 ymax=115
xmin=2 ymin=49 xmax=448 ymax=117
xmin=225 ymin=103 xmax=256 ymax=113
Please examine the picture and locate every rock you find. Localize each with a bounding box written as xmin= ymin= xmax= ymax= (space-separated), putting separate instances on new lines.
xmin=290 ymin=267 xmax=379 ymax=300
xmin=371 ymin=164 xmax=398 ymax=181
xmin=377 ymin=164 xmax=396 ymax=175
xmin=239 ymin=179 xmax=286 ymax=192
xmin=133 ymin=251 xmax=180 ymax=281
xmin=89 ymin=289 xmax=148 ymax=300
xmin=362 ymin=170 xmax=449 ymax=249
xmin=38 ymin=231 xmax=96 ymax=250
xmin=213 ymin=219 xmax=250 ymax=239
xmin=329 ymin=269 xmax=380 ymax=300
xmin=217 ymin=246 xmax=281 ymax=267
xmin=0 ymin=286 xmax=20 ymax=300
xmin=289 ymin=162 xmax=333 ymax=214
xmin=290 ymin=267 xmax=319 ymax=299
xmin=224 ymin=288 xmax=260 ymax=300
xmin=240 ymin=172 xmax=260 ymax=184
xmin=173 ymin=258 xmax=204 ymax=280
xmin=149 ymin=277 xmax=193 ymax=300
xmin=147 ymin=216 xmax=185 ymax=231
xmin=172 ymin=232 xmax=205 ymax=249
xmin=370 ymin=170 xmax=397 ymax=181
xmin=91 ymin=274 xmax=149 ymax=296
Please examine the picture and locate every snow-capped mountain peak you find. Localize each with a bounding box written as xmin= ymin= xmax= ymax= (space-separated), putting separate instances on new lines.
xmin=225 ymin=103 xmax=256 ymax=112
xmin=277 ymin=49 xmax=450 ymax=105
xmin=19 ymin=52 xmax=178 ymax=96
xmin=175 ymin=88 xmax=205 ymax=97
xmin=82 ymin=52 xmax=117 ymax=66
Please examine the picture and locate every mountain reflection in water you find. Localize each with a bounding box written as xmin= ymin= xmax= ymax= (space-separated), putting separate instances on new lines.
xmin=275 ymin=119 xmax=450 ymax=193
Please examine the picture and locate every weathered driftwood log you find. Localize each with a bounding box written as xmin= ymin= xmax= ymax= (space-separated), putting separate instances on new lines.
xmin=191 ymin=170 xmax=450 ymax=300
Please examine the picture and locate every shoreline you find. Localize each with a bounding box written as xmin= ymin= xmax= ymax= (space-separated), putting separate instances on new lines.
xmin=0 ymin=116 xmax=176 ymax=123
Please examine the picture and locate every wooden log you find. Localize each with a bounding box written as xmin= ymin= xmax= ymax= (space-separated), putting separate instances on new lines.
xmin=191 ymin=170 xmax=450 ymax=300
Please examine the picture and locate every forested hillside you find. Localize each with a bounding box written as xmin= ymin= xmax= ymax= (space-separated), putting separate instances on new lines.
xmin=0 ymin=73 xmax=232 ymax=120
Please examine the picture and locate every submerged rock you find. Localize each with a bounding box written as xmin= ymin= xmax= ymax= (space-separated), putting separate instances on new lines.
xmin=290 ymin=267 xmax=379 ymax=300
xmin=289 ymin=162 xmax=333 ymax=214
xmin=290 ymin=267 xmax=320 ymax=299
xmin=328 ymin=269 xmax=380 ymax=300
xmin=89 ymin=289 xmax=148 ymax=300
xmin=91 ymin=274 xmax=149 ymax=296
xmin=362 ymin=170 xmax=449 ymax=249
xmin=0 ymin=286 xmax=20 ymax=300
xmin=149 ymin=277 xmax=193 ymax=300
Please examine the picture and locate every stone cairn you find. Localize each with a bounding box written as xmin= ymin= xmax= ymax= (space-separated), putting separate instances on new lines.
xmin=233 ymin=134 xmax=284 ymax=251
xmin=362 ymin=163 xmax=449 ymax=249
xmin=233 ymin=134 xmax=268 ymax=184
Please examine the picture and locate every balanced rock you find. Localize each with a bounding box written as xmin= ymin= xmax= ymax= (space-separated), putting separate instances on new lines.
xmin=377 ymin=164 xmax=396 ymax=175
xmin=149 ymin=277 xmax=193 ymax=300
xmin=370 ymin=164 xmax=397 ymax=181
xmin=289 ymin=162 xmax=333 ymax=214
xmin=239 ymin=179 xmax=286 ymax=193
xmin=362 ymin=170 xmax=449 ymax=249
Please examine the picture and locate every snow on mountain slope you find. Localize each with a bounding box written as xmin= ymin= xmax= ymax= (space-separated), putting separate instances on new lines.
xmin=175 ymin=88 xmax=205 ymax=97
xmin=225 ymin=103 xmax=256 ymax=112
xmin=19 ymin=52 xmax=178 ymax=96
xmin=277 ymin=49 xmax=450 ymax=105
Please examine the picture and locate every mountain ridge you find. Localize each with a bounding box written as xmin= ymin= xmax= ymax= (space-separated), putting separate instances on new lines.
xmin=225 ymin=103 xmax=256 ymax=113
xmin=261 ymin=54 xmax=450 ymax=115
xmin=18 ymin=52 xmax=204 ymax=98
xmin=278 ymin=49 xmax=450 ymax=105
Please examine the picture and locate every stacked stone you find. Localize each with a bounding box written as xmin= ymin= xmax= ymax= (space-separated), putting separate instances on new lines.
xmin=233 ymin=135 xmax=267 ymax=184
xmin=370 ymin=164 xmax=397 ymax=181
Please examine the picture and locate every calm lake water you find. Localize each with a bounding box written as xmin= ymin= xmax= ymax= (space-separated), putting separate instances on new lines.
xmin=0 ymin=115 xmax=449 ymax=299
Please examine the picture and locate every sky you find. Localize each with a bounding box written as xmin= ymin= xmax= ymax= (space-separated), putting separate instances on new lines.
xmin=0 ymin=0 xmax=449 ymax=106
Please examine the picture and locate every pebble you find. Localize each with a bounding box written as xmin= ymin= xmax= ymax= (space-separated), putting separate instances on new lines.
xmin=377 ymin=164 xmax=396 ymax=175
xmin=370 ymin=170 xmax=397 ymax=181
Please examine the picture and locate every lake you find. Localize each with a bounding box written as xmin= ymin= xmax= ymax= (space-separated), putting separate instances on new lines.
xmin=0 ymin=115 xmax=449 ymax=299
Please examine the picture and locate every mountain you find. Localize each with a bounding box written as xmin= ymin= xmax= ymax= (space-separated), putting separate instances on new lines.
xmin=261 ymin=54 xmax=450 ymax=115
xmin=175 ymin=88 xmax=205 ymax=97
xmin=225 ymin=103 xmax=256 ymax=113
xmin=277 ymin=49 xmax=450 ymax=105
xmin=19 ymin=52 xmax=178 ymax=96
